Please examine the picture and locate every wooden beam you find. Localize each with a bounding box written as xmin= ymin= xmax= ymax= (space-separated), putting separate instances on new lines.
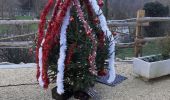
xmin=136 ymin=37 xmax=170 ymax=43
xmin=107 ymin=22 xmax=149 ymax=27
xmin=0 ymin=41 xmax=34 ymax=48
xmin=0 ymin=33 xmax=36 ymax=41
xmin=0 ymin=20 xmax=39 ymax=25
xmin=119 ymin=17 xmax=170 ymax=22
xmin=0 ymin=46 xmax=32 ymax=49
xmin=116 ymin=42 xmax=135 ymax=48
xmin=137 ymin=17 xmax=170 ymax=22
xmin=116 ymin=37 xmax=168 ymax=48
xmin=0 ymin=17 xmax=169 ymax=26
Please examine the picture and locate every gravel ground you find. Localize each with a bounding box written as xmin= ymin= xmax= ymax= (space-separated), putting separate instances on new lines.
xmin=95 ymin=62 xmax=170 ymax=100
xmin=1 ymin=62 xmax=170 ymax=100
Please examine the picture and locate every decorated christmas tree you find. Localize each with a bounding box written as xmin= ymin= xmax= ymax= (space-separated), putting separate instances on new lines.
xmin=36 ymin=0 xmax=116 ymax=99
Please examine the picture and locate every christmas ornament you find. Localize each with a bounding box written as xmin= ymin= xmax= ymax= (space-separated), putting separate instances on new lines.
xmin=98 ymin=0 xmax=104 ymax=7
xmin=98 ymin=68 xmax=107 ymax=76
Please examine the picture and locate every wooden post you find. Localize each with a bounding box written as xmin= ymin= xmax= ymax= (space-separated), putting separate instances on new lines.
xmin=135 ymin=10 xmax=145 ymax=57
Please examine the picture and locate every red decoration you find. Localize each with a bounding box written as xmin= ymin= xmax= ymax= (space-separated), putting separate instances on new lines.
xmin=36 ymin=0 xmax=113 ymax=90
xmin=37 ymin=0 xmax=62 ymax=88
xmin=98 ymin=32 xmax=105 ymax=48
xmin=36 ymin=0 xmax=54 ymax=81
xmin=65 ymin=43 xmax=76 ymax=70
xmin=74 ymin=0 xmax=97 ymax=75
xmin=93 ymin=17 xmax=99 ymax=24
xmin=83 ymin=0 xmax=94 ymax=21
xmin=29 ymin=48 xmax=33 ymax=56
xmin=98 ymin=0 xmax=104 ymax=7
xmin=84 ymin=0 xmax=106 ymax=76
xmin=41 ymin=0 xmax=72 ymax=88
xmin=69 ymin=16 xmax=74 ymax=22
xmin=98 ymin=69 xmax=107 ymax=76
xmin=84 ymin=0 xmax=105 ymax=49
xmin=36 ymin=0 xmax=72 ymax=89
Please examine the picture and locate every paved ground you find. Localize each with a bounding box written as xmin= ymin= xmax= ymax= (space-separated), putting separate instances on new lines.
xmin=0 ymin=68 xmax=53 ymax=100
xmin=1 ymin=62 xmax=170 ymax=100
xmin=96 ymin=62 xmax=170 ymax=100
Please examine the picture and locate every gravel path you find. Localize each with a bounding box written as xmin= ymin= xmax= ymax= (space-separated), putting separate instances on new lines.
xmin=1 ymin=62 xmax=170 ymax=100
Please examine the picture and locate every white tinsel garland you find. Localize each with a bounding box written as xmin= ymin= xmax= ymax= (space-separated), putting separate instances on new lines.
xmin=89 ymin=0 xmax=116 ymax=83
xmin=38 ymin=39 xmax=45 ymax=87
xmin=56 ymin=7 xmax=71 ymax=95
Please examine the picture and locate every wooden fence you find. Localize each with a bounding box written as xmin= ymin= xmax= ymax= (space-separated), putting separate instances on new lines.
xmin=1 ymin=10 xmax=170 ymax=57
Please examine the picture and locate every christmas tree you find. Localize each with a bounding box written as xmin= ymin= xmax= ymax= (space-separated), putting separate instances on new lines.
xmin=36 ymin=0 xmax=116 ymax=98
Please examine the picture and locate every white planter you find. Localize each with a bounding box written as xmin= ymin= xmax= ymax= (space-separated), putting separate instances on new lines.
xmin=133 ymin=55 xmax=170 ymax=79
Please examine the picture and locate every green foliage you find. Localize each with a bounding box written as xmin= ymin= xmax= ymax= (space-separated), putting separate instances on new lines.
xmin=48 ymin=11 xmax=95 ymax=91
xmin=159 ymin=37 xmax=170 ymax=59
xmin=0 ymin=26 xmax=8 ymax=33
xmin=116 ymin=41 xmax=161 ymax=59
xmin=143 ymin=2 xmax=169 ymax=37
xmin=96 ymin=37 xmax=110 ymax=70
xmin=48 ymin=5 xmax=110 ymax=92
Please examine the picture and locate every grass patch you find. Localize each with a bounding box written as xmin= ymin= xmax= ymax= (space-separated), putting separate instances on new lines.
xmin=29 ymin=24 xmax=38 ymax=31
xmin=0 ymin=25 xmax=9 ymax=33
xmin=142 ymin=41 xmax=160 ymax=56
xmin=116 ymin=47 xmax=134 ymax=59
xmin=0 ymin=16 xmax=38 ymax=35
xmin=0 ymin=24 xmax=38 ymax=37
xmin=116 ymin=41 xmax=161 ymax=59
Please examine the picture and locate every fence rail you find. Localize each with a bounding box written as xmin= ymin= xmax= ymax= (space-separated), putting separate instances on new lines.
xmin=0 ymin=14 xmax=170 ymax=56
xmin=117 ymin=37 xmax=169 ymax=48
xmin=0 ymin=17 xmax=170 ymax=26
xmin=0 ymin=41 xmax=33 ymax=48
xmin=0 ymin=36 xmax=166 ymax=48
xmin=0 ymin=33 xmax=36 ymax=41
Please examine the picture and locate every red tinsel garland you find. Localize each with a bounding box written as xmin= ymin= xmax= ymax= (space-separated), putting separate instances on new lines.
xmin=36 ymin=0 xmax=62 ymax=87
xmin=39 ymin=0 xmax=62 ymax=88
xmin=85 ymin=0 xmax=106 ymax=76
xmin=65 ymin=43 xmax=76 ymax=70
xmin=83 ymin=0 xmax=94 ymax=21
xmin=41 ymin=0 xmax=72 ymax=88
xmin=84 ymin=0 xmax=105 ymax=49
xmin=98 ymin=32 xmax=105 ymax=48
xmin=73 ymin=0 xmax=97 ymax=75
xmin=46 ymin=0 xmax=62 ymax=44
xmin=36 ymin=0 xmax=54 ymax=81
